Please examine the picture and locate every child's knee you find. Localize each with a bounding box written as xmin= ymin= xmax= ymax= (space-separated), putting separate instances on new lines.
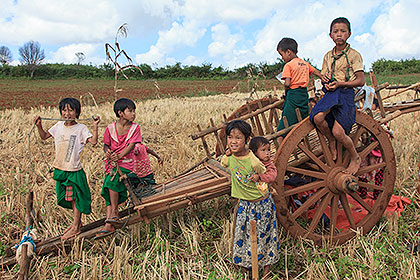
xmin=313 ymin=113 xmax=324 ymax=125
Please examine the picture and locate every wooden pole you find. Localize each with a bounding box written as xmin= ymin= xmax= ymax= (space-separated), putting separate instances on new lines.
xmin=25 ymin=192 xmax=34 ymax=229
xmin=17 ymin=244 xmax=29 ymax=280
xmin=250 ymin=220 xmax=259 ymax=280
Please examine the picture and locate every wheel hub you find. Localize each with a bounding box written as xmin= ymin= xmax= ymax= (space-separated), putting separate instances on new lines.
xmin=326 ymin=167 xmax=359 ymax=194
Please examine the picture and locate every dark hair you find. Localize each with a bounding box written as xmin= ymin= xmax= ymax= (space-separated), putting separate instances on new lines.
xmin=225 ymin=120 xmax=252 ymax=142
xmin=59 ymin=97 xmax=81 ymax=118
xmin=277 ymin=37 xmax=298 ymax=54
xmin=249 ymin=136 xmax=270 ymax=154
xmin=114 ymin=98 xmax=136 ymax=118
xmin=330 ymin=17 xmax=351 ymax=33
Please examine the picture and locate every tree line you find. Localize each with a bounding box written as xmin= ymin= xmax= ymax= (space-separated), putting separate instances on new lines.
xmin=1 ymin=41 xmax=419 ymax=80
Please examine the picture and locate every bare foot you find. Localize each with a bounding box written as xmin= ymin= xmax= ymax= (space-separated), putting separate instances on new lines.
xmin=61 ymin=227 xmax=80 ymax=241
xmin=344 ymin=155 xmax=361 ymax=175
xmin=62 ymin=221 xmax=82 ymax=235
xmin=329 ymin=139 xmax=337 ymax=161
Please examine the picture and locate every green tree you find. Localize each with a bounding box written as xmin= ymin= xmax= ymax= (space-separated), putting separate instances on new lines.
xmin=19 ymin=40 xmax=45 ymax=78
xmin=0 ymin=46 xmax=12 ymax=65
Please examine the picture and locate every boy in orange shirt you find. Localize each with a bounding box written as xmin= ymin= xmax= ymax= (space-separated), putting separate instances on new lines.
xmin=276 ymin=38 xmax=322 ymax=139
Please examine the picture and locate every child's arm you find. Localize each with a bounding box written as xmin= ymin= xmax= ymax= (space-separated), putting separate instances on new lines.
xmin=325 ymin=71 xmax=365 ymax=91
xmin=258 ymin=161 xmax=277 ymax=184
xmin=34 ymin=116 xmax=51 ymax=140
xmin=108 ymin=143 xmax=136 ymax=162
xmin=87 ymin=116 xmax=100 ymax=145
xmin=250 ymin=153 xmax=266 ymax=182
xmin=283 ymin=77 xmax=291 ymax=88
xmin=147 ymin=147 xmax=163 ymax=165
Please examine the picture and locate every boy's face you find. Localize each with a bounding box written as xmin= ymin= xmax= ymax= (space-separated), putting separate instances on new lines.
xmin=278 ymin=49 xmax=292 ymax=62
xmin=227 ymin=128 xmax=247 ymax=155
xmin=119 ymin=107 xmax=136 ymax=122
xmin=330 ymin=23 xmax=350 ymax=46
xmin=255 ymin=143 xmax=271 ymax=162
xmin=61 ymin=104 xmax=77 ymax=120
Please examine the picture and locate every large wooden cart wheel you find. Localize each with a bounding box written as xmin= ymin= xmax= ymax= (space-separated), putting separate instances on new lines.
xmin=273 ymin=111 xmax=396 ymax=245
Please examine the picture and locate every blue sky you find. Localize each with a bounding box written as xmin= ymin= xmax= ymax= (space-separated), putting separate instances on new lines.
xmin=1 ymin=0 xmax=419 ymax=70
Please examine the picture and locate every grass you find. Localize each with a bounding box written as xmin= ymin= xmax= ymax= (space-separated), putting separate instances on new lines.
xmin=1 ymin=88 xmax=420 ymax=279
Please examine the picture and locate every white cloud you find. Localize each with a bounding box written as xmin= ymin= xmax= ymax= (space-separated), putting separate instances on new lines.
xmin=208 ymin=24 xmax=239 ymax=57
xmin=371 ymin=0 xmax=420 ymax=59
xmin=183 ymin=55 xmax=201 ymax=66
xmin=49 ymin=43 xmax=101 ymax=64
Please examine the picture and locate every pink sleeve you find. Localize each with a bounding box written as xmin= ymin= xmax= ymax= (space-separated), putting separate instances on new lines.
xmin=282 ymin=63 xmax=291 ymax=79
xmin=128 ymin=125 xmax=142 ymax=144
xmin=259 ymin=161 xmax=277 ymax=184
xmin=103 ymin=126 xmax=111 ymax=146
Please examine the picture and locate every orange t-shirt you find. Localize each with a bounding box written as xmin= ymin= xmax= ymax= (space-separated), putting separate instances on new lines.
xmin=281 ymin=58 xmax=315 ymax=89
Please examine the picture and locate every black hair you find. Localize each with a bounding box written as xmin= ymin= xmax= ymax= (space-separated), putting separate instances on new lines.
xmin=277 ymin=37 xmax=298 ymax=54
xmin=249 ymin=136 xmax=270 ymax=154
xmin=330 ymin=17 xmax=351 ymax=33
xmin=59 ymin=97 xmax=81 ymax=118
xmin=114 ymin=98 xmax=136 ymax=118
xmin=373 ymin=98 xmax=379 ymax=107
xmin=225 ymin=120 xmax=252 ymax=142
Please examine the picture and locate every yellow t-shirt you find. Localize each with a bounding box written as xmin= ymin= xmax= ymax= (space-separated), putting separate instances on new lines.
xmin=321 ymin=46 xmax=363 ymax=82
xmin=221 ymin=151 xmax=266 ymax=200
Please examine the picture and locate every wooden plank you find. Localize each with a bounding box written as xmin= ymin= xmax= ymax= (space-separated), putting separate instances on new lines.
xmin=197 ymin=124 xmax=211 ymax=158
xmin=210 ymin=118 xmax=225 ymax=155
xmin=246 ymin=102 xmax=258 ymax=133
xmin=257 ymin=100 xmax=273 ymax=134
xmin=370 ymin=71 xmax=386 ymax=118
xmin=190 ymin=100 xmax=283 ymax=139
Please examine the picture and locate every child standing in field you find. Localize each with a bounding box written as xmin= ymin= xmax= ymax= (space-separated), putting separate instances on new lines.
xmin=221 ymin=120 xmax=279 ymax=278
xmin=96 ymin=98 xmax=143 ymax=237
xmin=310 ymin=17 xmax=365 ymax=175
xmin=276 ymin=37 xmax=322 ymax=138
xmin=34 ymin=97 xmax=100 ymax=240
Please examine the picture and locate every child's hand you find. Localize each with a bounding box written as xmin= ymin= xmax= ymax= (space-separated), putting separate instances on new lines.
xmin=320 ymin=73 xmax=331 ymax=84
xmin=325 ymin=81 xmax=341 ymax=91
xmin=92 ymin=115 xmax=100 ymax=126
xmin=250 ymin=174 xmax=260 ymax=182
xmin=34 ymin=116 xmax=42 ymax=126
xmin=109 ymin=152 xmax=119 ymax=162
xmin=225 ymin=148 xmax=232 ymax=156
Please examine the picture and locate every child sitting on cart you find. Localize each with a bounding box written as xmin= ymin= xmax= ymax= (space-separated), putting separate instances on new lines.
xmin=310 ymin=17 xmax=366 ymax=175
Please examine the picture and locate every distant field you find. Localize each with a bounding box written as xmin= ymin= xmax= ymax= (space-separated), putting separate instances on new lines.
xmin=0 ymin=79 xmax=279 ymax=110
xmin=0 ymin=73 xmax=418 ymax=110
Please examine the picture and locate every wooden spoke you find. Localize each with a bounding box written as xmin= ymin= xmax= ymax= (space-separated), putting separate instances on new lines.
xmin=316 ymin=130 xmax=335 ymax=166
xmin=291 ymin=188 xmax=329 ymax=220
xmin=339 ymin=194 xmax=356 ymax=229
xmin=307 ymin=193 xmax=333 ymax=234
xmin=298 ymin=142 xmax=330 ymax=172
xmin=330 ymin=195 xmax=339 ymax=239
xmin=336 ymin=142 xmax=343 ymax=165
xmin=348 ymin=192 xmax=373 ymax=213
xmin=283 ymin=180 xmax=326 ymax=197
xmin=358 ymin=141 xmax=379 ymax=161
xmin=356 ymin=162 xmax=386 ymax=176
xmin=351 ymin=126 xmax=366 ymax=146
xmin=286 ymin=166 xmax=327 ymax=180
xmin=357 ymin=181 xmax=385 ymax=191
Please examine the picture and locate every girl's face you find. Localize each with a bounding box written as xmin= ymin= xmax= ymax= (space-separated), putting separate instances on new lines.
xmin=120 ymin=107 xmax=136 ymax=122
xmin=61 ymin=104 xmax=77 ymax=125
xmin=255 ymin=143 xmax=271 ymax=162
xmin=227 ymin=128 xmax=247 ymax=156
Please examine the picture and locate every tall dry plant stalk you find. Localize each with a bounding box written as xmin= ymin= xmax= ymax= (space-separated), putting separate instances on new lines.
xmin=105 ymin=23 xmax=142 ymax=100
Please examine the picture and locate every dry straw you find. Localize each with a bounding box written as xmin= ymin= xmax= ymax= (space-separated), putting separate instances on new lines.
xmin=1 ymin=90 xmax=420 ymax=279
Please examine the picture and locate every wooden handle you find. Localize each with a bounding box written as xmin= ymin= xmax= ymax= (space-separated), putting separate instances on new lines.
xmin=250 ymin=220 xmax=259 ymax=280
